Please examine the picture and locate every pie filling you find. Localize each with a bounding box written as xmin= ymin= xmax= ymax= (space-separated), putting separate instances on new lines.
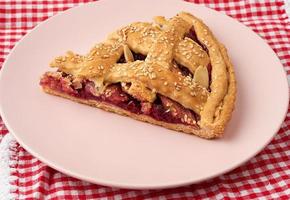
xmin=117 ymin=53 xmax=146 ymax=63
xmin=186 ymin=28 xmax=208 ymax=53
xmin=40 ymin=27 xmax=213 ymax=128
xmin=40 ymin=72 xmax=199 ymax=128
xmin=176 ymin=28 xmax=212 ymax=87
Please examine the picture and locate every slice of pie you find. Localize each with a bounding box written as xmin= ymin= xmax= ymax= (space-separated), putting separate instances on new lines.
xmin=40 ymin=12 xmax=236 ymax=139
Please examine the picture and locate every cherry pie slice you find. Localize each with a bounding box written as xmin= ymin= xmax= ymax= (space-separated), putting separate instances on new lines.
xmin=40 ymin=12 xmax=236 ymax=139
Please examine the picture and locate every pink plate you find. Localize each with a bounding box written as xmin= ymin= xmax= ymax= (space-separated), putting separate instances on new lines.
xmin=0 ymin=0 xmax=288 ymax=189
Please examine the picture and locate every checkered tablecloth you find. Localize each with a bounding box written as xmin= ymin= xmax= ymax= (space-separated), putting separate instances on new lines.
xmin=0 ymin=0 xmax=289 ymax=199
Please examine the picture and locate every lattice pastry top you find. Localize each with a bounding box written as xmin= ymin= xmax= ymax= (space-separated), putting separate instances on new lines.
xmin=45 ymin=12 xmax=236 ymax=138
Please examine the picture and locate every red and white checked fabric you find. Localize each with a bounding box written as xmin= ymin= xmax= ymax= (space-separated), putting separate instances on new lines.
xmin=0 ymin=0 xmax=289 ymax=199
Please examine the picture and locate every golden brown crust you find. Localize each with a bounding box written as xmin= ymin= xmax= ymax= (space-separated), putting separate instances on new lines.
xmin=49 ymin=13 xmax=210 ymax=114
xmin=211 ymin=44 xmax=237 ymax=135
xmin=178 ymin=12 xmax=236 ymax=137
xmin=106 ymin=61 xmax=208 ymax=114
xmin=43 ymin=12 xmax=237 ymax=139
xmin=42 ymin=86 xmax=217 ymax=139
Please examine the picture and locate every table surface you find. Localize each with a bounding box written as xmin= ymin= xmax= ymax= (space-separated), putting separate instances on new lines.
xmin=0 ymin=0 xmax=289 ymax=199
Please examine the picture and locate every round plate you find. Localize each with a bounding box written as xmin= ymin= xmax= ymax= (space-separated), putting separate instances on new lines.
xmin=0 ymin=0 xmax=288 ymax=189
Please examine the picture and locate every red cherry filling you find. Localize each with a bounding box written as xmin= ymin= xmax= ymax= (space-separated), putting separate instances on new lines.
xmin=40 ymin=73 xmax=199 ymax=127
xmin=185 ymin=28 xmax=208 ymax=53
xmin=117 ymin=52 xmax=147 ymax=63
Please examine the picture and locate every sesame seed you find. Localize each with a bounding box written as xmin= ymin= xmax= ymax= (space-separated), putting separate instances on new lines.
xmin=150 ymin=73 xmax=157 ymax=79
xmin=190 ymin=91 xmax=196 ymax=96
